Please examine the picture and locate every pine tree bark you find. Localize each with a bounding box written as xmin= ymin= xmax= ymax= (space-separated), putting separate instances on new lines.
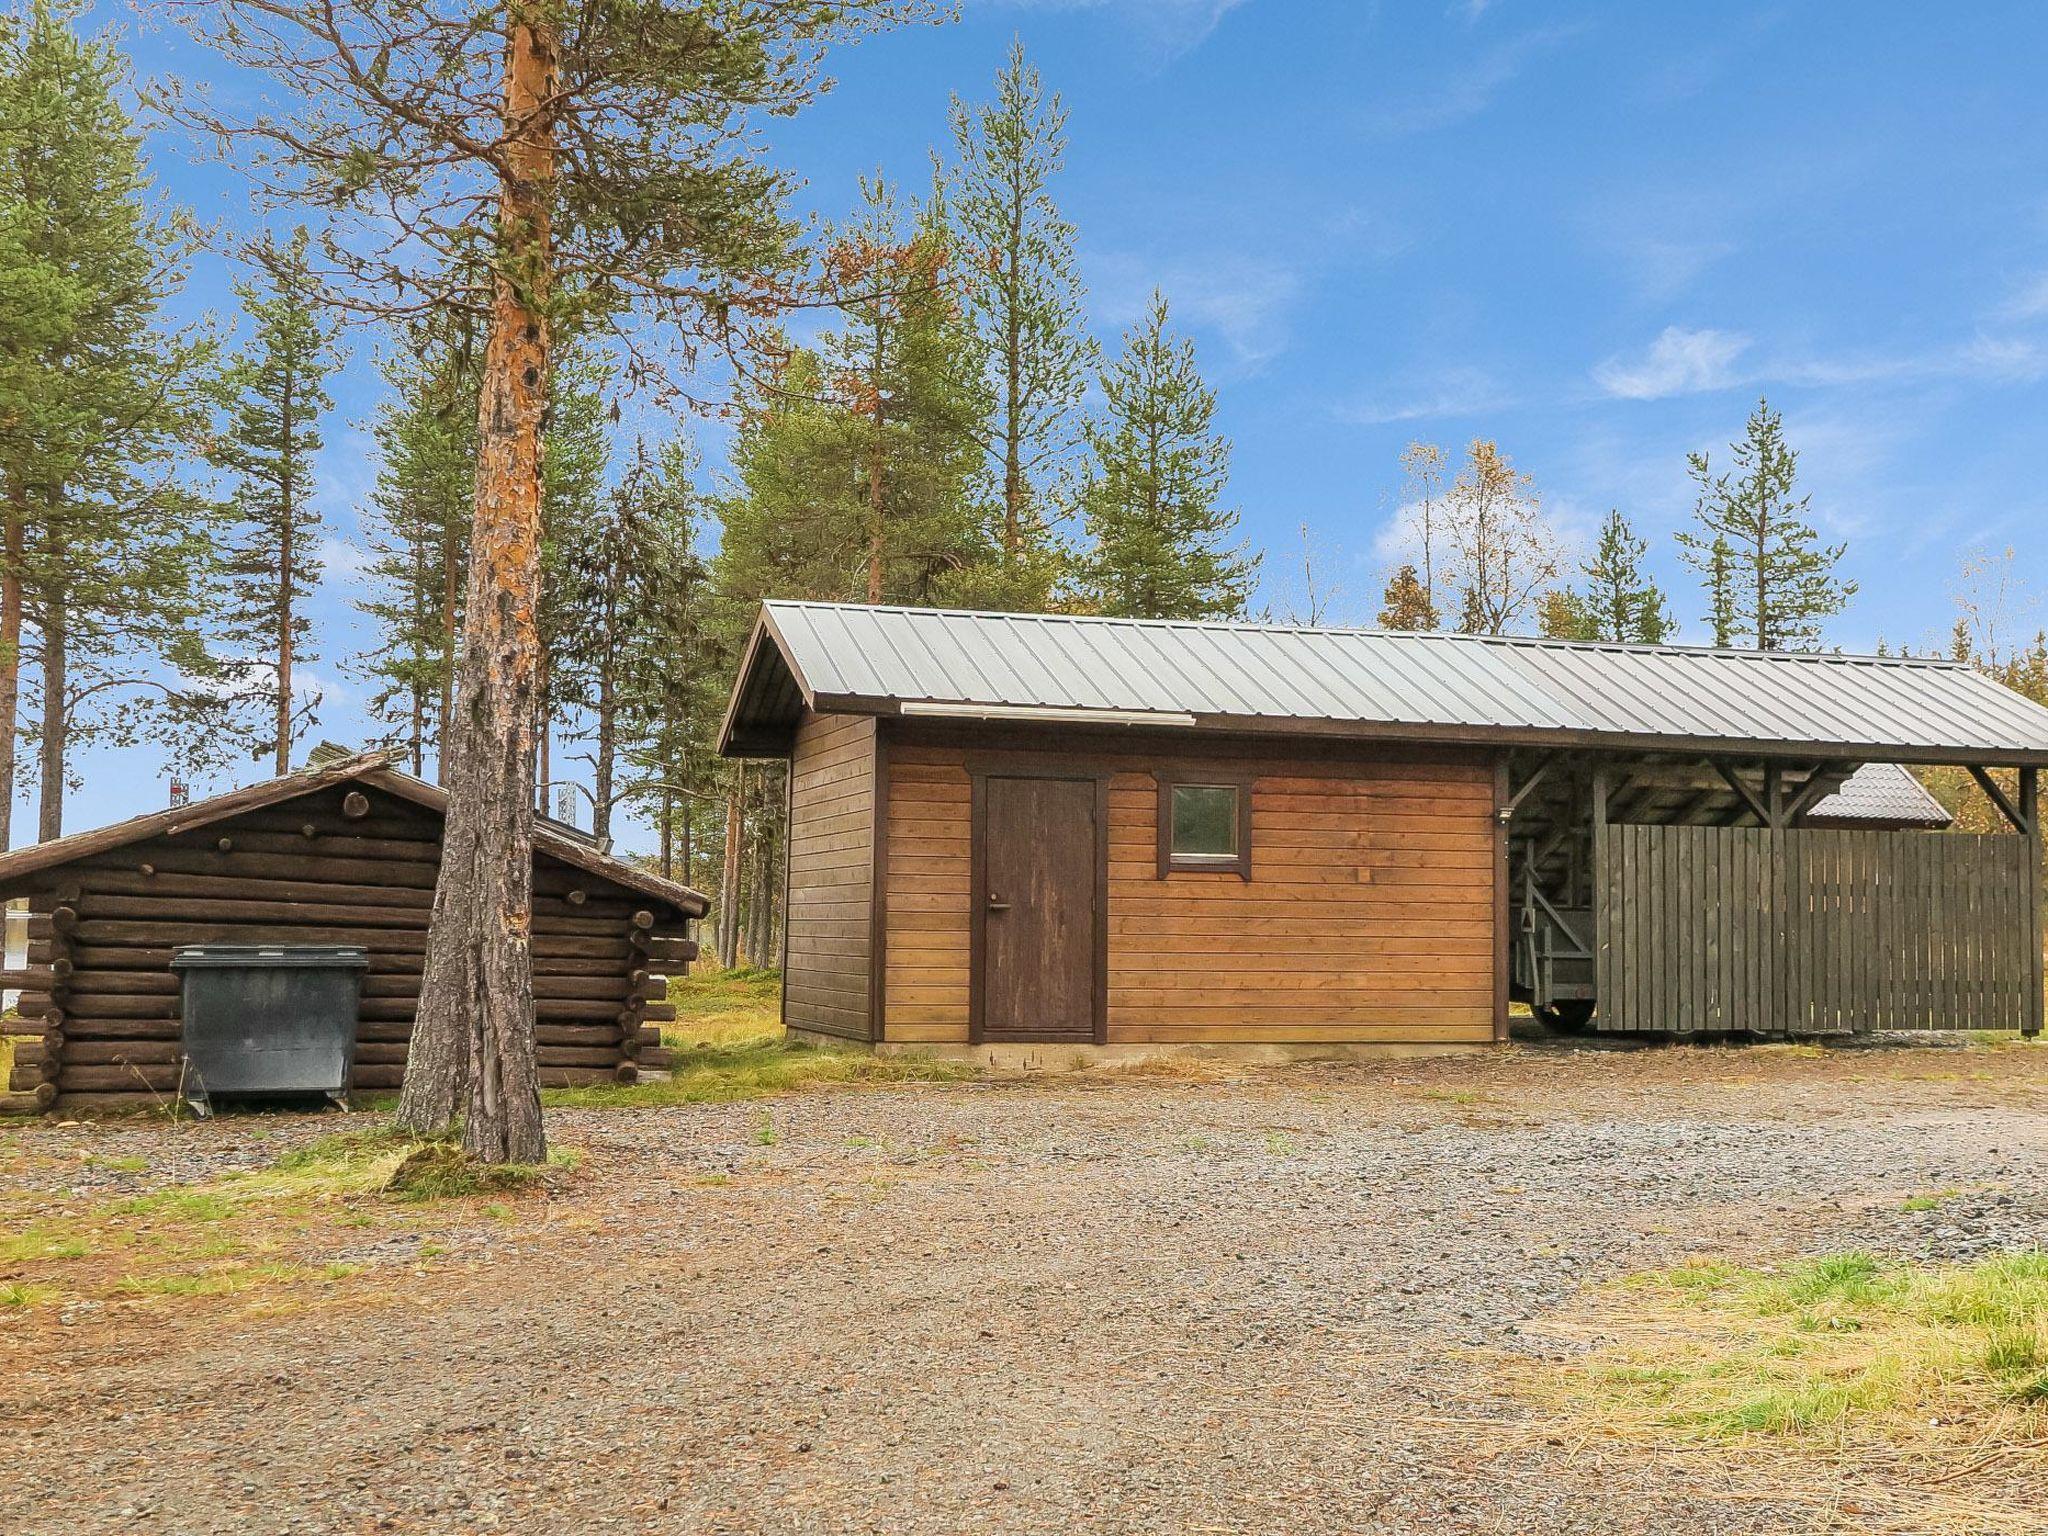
xmin=0 ymin=486 xmax=23 ymax=851
xmin=275 ymin=367 xmax=296 ymax=776
xmin=592 ymin=661 xmax=615 ymax=843
xmin=438 ymin=523 xmax=459 ymax=780
xmin=718 ymin=767 xmax=743 ymax=966
xmin=37 ymin=585 xmax=64 ymax=843
xmin=397 ymin=8 xmax=556 ymax=1163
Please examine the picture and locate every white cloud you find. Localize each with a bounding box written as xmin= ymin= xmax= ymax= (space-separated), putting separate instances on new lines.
xmin=1996 ymin=271 xmax=2048 ymax=322
xmin=1592 ymin=326 xmax=1751 ymax=400
xmin=1363 ymin=25 xmax=1583 ymax=139
xmin=1091 ymin=250 xmax=1303 ymax=371
xmin=988 ymin=0 xmax=1248 ymax=58
xmin=1336 ymin=365 xmax=1511 ymax=425
xmin=315 ymin=533 xmax=377 ymax=589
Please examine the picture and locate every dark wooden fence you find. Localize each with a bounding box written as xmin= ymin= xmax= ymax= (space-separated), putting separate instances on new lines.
xmin=1594 ymin=826 xmax=2043 ymax=1036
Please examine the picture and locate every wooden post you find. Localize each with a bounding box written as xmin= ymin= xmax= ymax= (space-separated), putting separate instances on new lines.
xmin=1592 ymin=763 xmax=1610 ymax=1031
xmin=2024 ymin=767 xmax=2042 ymax=1037
xmin=1492 ymin=756 xmax=1510 ymax=1042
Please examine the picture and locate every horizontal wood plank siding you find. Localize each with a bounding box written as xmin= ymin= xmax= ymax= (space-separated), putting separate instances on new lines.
xmin=883 ymin=740 xmax=1497 ymax=1045
xmin=783 ymin=712 xmax=877 ymax=1041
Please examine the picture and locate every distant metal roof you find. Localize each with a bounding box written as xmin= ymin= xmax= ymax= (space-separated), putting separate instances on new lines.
xmin=1803 ymin=763 xmax=1953 ymax=828
xmin=720 ymin=601 xmax=2048 ymax=766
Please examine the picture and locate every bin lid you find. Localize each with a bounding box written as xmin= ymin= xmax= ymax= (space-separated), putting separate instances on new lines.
xmin=171 ymin=944 xmax=370 ymax=970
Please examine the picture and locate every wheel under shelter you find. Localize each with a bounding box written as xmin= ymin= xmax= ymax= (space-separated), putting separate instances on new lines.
xmin=1504 ymin=753 xmax=2043 ymax=1037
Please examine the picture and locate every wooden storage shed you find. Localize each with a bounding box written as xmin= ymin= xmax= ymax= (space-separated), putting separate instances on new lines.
xmin=721 ymin=602 xmax=2048 ymax=1052
xmin=0 ymin=750 xmax=705 ymax=1110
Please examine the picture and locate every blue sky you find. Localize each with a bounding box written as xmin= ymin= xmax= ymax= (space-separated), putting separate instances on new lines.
xmin=49 ymin=0 xmax=2048 ymax=843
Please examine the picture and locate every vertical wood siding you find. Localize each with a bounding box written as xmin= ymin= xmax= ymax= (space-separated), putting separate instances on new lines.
xmin=782 ymin=713 xmax=878 ymax=1040
xmin=1596 ymin=824 xmax=2043 ymax=1035
xmin=882 ymin=741 xmax=1498 ymax=1045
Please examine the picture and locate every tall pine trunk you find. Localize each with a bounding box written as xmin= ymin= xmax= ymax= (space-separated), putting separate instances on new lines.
xmin=718 ymin=765 xmax=743 ymax=966
xmin=866 ymin=314 xmax=887 ymax=601
xmin=438 ymin=516 xmax=460 ymax=781
xmin=1002 ymin=192 xmax=1024 ymax=559
xmin=398 ymin=9 xmax=555 ymax=1163
xmin=274 ymin=368 xmax=296 ymax=776
xmin=592 ymin=660 xmax=615 ymax=843
xmin=0 ymin=486 xmax=23 ymax=851
xmin=37 ymin=586 xmax=65 ymax=843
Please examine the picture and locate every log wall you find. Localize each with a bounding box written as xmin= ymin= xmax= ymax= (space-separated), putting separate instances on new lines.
xmin=880 ymin=734 xmax=1499 ymax=1046
xmin=782 ymin=713 xmax=878 ymax=1041
xmin=1 ymin=781 xmax=698 ymax=1109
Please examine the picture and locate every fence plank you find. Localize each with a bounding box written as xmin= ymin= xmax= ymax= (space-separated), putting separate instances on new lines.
xmin=1592 ymin=827 xmax=2030 ymax=1036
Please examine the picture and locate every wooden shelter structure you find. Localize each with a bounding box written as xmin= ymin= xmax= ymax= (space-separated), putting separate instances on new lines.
xmin=722 ymin=602 xmax=2048 ymax=1052
xmin=0 ymin=750 xmax=705 ymax=1110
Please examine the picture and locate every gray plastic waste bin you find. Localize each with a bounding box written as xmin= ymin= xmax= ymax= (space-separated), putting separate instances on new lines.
xmin=170 ymin=945 xmax=369 ymax=1112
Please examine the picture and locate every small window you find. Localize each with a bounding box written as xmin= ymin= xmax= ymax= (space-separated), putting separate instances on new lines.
xmin=1157 ymin=775 xmax=1252 ymax=877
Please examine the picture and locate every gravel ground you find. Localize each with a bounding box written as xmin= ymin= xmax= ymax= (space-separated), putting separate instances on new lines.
xmin=2 ymin=1039 xmax=2045 ymax=1535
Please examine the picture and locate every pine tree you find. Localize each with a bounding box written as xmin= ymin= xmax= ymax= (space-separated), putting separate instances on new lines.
xmin=534 ymin=341 xmax=611 ymax=808
xmin=213 ymin=228 xmax=340 ymax=775
xmin=820 ymin=177 xmax=987 ymax=605
xmin=179 ymin=0 xmax=914 ymax=1160
xmin=713 ymin=181 xmax=986 ymax=619
xmin=1556 ymin=509 xmax=1671 ymax=645
xmin=615 ymin=445 xmax=716 ymax=883
xmin=557 ymin=440 xmax=707 ymax=844
xmin=1677 ymin=398 xmax=1854 ymax=651
xmin=713 ymin=347 xmax=862 ymax=615
xmin=0 ymin=0 xmax=220 ymax=843
xmin=1706 ymin=535 xmax=1736 ymax=647
xmin=947 ymin=40 xmax=1091 ymax=609
xmin=1377 ymin=565 xmax=1438 ymax=630
xmin=359 ymin=313 xmax=479 ymax=775
xmin=1075 ymin=292 xmax=1256 ymax=619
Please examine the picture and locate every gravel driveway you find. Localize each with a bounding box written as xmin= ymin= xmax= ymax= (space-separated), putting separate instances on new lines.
xmin=3 ymin=1040 xmax=2045 ymax=1535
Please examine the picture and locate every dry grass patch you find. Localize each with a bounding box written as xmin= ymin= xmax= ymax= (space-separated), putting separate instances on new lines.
xmin=0 ymin=1126 xmax=571 ymax=1316
xmin=1510 ymin=1249 xmax=2048 ymax=1532
xmin=545 ymin=966 xmax=977 ymax=1109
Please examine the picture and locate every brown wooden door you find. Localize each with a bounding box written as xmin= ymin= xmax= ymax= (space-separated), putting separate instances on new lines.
xmin=979 ymin=775 xmax=1101 ymax=1042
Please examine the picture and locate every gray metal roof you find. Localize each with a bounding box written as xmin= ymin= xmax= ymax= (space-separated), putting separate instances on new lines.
xmin=721 ymin=601 xmax=2048 ymax=765
xmin=1803 ymin=763 xmax=1953 ymax=827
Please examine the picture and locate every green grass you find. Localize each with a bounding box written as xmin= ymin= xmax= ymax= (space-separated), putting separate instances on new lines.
xmin=543 ymin=1035 xmax=978 ymax=1109
xmin=0 ymin=1281 xmax=54 ymax=1308
xmin=661 ymin=966 xmax=784 ymax=1048
xmin=1539 ymin=1249 xmax=2048 ymax=1442
xmin=1902 ymin=1188 xmax=1962 ymax=1214
xmin=541 ymin=967 xmax=977 ymax=1109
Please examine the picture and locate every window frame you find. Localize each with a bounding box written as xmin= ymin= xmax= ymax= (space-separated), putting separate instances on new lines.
xmin=1155 ymin=772 xmax=1254 ymax=880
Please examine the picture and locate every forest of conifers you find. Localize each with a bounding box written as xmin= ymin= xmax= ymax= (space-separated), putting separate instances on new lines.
xmin=4 ymin=3 xmax=2042 ymax=967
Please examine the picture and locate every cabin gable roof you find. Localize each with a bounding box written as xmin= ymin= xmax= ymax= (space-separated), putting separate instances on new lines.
xmin=0 ymin=751 xmax=709 ymax=916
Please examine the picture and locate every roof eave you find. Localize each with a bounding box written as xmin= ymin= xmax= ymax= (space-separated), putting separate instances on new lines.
xmin=716 ymin=605 xmax=817 ymax=759
xmin=851 ymin=696 xmax=2048 ymax=767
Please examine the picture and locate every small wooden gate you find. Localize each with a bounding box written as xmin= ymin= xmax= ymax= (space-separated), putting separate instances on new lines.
xmin=1594 ymin=826 xmax=2043 ymax=1035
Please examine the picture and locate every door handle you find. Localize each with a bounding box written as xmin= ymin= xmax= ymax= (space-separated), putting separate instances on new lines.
xmin=986 ymin=897 xmax=1011 ymax=912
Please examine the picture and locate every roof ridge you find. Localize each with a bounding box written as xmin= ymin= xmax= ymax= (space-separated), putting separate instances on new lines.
xmin=759 ymin=599 xmax=1968 ymax=672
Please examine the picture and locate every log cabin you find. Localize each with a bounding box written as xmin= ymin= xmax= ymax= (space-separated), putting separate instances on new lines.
xmin=721 ymin=601 xmax=2048 ymax=1055
xmin=0 ymin=749 xmax=705 ymax=1111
